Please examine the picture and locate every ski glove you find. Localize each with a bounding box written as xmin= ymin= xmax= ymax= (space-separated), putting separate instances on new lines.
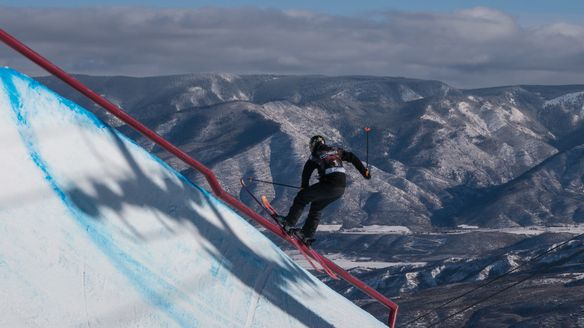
xmin=364 ymin=169 xmax=371 ymax=180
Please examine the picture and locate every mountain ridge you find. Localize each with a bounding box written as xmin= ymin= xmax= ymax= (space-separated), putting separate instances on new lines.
xmin=36 ymin=73 xmax=584 ymax=230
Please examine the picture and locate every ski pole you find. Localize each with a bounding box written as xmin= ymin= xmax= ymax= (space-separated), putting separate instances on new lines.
xmin=364 ymin=127 xmax=371 ymax=171
xmin=248 ymin=177 xmax=302 ymax=189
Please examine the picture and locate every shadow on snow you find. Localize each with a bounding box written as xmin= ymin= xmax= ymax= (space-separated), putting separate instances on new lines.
xmin=62 ymin=131 xmax=335 ymax=328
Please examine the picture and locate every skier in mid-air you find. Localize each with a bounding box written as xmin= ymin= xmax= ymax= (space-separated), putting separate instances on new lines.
xmin=279 ymin=135 xmax=370 ymax=246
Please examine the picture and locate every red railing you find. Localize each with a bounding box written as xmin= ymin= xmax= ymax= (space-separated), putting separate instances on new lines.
xmin=0 ymin=28 xmax=398 ymax=327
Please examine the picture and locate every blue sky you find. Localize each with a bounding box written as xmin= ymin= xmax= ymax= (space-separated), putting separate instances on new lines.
xmin=2 ymin=2 xmax=583 ymax=87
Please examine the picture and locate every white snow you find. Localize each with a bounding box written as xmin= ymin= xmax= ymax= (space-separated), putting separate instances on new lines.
xmin=509 ymin=106 xmax=527 ymax=123
xmin=341 ymin=225 xmax=412 ymax=235
xmin=544 ymin=91 xmax=584 ymax=126
xmin=0 ymin=68 xmax=385 ymax=328
xmin=289 ymin=252 xmax=426 ymax=270
xmin=444 ymin=225 xmax=584 ymax=236
xmin=544 ymin=91 xmax=584 ymax=108
xmin=210 ymin=76 xmax=225 ymax=101
xmin=172 ymin=86 xmax=207 ymax=110
xmin=404 ymin=272 xmax=420 ymax=291
xmin=399 ymin=85 xmax=423 ymax=102
xmin=420 ymin=111 xmax=447 ymax=125
xmin=496 ymin=225 xmax=584 ymax=235
xmin=456 ymin=101 xmax=490 ymax=137
xmin=318 ymin=224 xmax=412 ymax=235
xmin=457 ymin=224 xmax=479 ymax=229
xmin=258 ymin=101 xmax=344 ymax=149
xmin=318 ymin=224 xmax=343 ymax=232
xmin=155 ymin=116 xmax=179 ymax=136
xmin=430 ymin=265 xmax=445 ymax=279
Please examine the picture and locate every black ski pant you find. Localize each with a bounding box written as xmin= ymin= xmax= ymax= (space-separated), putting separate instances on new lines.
xmin=284 ymin=182 xmax=345 ymax=238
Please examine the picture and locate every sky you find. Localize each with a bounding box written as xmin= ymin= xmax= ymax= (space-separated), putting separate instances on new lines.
xmin=1 ymin=1 xmax=583 ymax=88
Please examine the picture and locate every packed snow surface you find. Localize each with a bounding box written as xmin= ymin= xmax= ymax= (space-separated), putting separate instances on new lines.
xmin=0 ymin=68 xmax=385 ymax=328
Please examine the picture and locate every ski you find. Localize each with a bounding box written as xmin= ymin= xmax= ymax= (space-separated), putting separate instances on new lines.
xmin=283 ymin=230 xmax=326 ymax=274
xmin=259 ymin=196 xmax=339 ymax=280
xmin=239 ymin=178 xmax=324 ymax=274
xmin=260 ymin=195 xmax=280 ymax=222
xmin=301 ymin=245 xmax=339 ymax=280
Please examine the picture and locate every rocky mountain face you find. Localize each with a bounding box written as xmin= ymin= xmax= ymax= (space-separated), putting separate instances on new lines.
xmin=38 ymin=74 xmax=584 ymax=231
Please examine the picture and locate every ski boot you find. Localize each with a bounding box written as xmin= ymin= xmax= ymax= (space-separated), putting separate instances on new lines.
xmin=291 ymin=229 xmax=316 ymax=247
xmin=274 ymin=215 xmax=295 ymax=233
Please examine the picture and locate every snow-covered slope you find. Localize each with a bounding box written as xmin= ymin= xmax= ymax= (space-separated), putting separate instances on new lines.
xmin=0 ymin=68 xmax=386 ymax=328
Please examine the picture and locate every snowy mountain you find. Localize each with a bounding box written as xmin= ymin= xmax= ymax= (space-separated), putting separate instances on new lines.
xmin=0 ymin=68 xmax=387 ymax=327
xmin=38 ymin=74 xmax=584 ymax=230
xmin=318 ymin=230 xmax=584 ymax=326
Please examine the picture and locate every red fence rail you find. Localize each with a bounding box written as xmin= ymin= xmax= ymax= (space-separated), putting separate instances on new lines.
xmin=1 ymin=28 xmax=398 ymax=327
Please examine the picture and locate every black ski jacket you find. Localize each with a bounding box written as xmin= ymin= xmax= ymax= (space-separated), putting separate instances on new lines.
xmin=301 ymin=144 xmax=367 ymax=188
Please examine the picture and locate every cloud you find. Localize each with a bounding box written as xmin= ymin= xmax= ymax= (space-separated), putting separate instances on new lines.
xmin=1 ymin=6 xmax=583 ymax=88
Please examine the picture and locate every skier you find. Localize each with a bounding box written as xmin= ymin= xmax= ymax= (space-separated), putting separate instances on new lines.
xmin=280 ymin=135 xmax=370 ymax=246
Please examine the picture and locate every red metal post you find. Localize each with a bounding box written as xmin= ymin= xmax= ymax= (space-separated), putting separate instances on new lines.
xmin=0 ymin=28 xmax=398 ymax=327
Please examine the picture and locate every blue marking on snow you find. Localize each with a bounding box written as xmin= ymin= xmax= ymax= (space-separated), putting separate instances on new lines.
xmin=1 ymin=70 xmax=199 ymax=328
xmin=3 ymin=69 xmax=268 ymax=248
